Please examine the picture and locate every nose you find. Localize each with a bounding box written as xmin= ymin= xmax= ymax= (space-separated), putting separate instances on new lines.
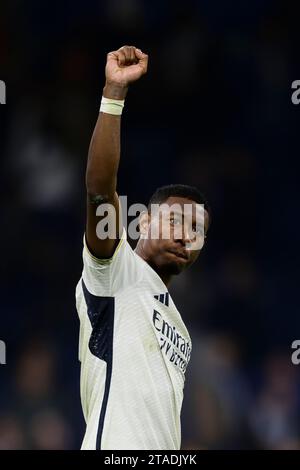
xmin=182 ymin=225 xmax=204 ymax=251
xmin=183 ymin=225 xmax=193 ymax=244
xmin=174 ymin=224 xmax=194 ymax=245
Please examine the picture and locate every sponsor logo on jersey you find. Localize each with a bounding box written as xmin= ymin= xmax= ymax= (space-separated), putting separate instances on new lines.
xmin=153 ymin=309 xmax=191 ymax=373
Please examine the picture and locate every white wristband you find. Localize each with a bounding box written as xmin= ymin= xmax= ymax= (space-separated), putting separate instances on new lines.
xmin=100 ymin=96 xmax=125 ymax=115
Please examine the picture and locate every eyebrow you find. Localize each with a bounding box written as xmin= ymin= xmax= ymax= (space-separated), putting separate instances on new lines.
xmin=163 ymin=211 xmax=204 ymax=224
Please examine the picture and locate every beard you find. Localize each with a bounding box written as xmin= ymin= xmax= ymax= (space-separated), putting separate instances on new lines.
xmin=159 ymin=258 xmax=184 ymax=276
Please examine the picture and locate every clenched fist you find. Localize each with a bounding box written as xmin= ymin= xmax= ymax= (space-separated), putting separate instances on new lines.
xmin=103 ymin=45 xmax=148 ymax=99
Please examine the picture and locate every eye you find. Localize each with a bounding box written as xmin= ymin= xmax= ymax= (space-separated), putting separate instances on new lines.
xmin=192 ymin=224 xmax=200 ymax=233
xmin=170 ymin=216 xmax=181 ymax=225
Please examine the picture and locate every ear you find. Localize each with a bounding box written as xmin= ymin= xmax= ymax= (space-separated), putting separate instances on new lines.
xmin=139 ymin=211 xmax=150 ymax=237
xmin=204 ymin=209 xmax=211 ymax=233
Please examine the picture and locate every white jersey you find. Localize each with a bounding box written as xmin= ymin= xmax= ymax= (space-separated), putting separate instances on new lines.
xmin=75 ymin=228 xmax=192 ymax=450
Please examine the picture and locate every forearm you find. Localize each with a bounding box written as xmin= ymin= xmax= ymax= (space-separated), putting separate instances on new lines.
xmin=84 ymin=45 xmax=147 ymax=258
xmin=86 ymin=83 xmax=128 ymax=198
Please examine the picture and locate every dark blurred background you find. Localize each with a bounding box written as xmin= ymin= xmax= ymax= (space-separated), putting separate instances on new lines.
xmin=0 ymin=0 xmax=300 ymax=449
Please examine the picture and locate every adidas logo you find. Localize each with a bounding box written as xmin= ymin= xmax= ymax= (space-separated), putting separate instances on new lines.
xmin=154 ymin=292 xmax=169 ymax=307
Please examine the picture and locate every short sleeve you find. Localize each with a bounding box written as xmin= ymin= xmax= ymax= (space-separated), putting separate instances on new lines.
xmin=81 ymin=227 xmax=143 ymax=297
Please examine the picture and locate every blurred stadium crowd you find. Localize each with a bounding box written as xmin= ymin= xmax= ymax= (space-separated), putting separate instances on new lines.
xmin=0 ymin=0 xmax=300 ymax=449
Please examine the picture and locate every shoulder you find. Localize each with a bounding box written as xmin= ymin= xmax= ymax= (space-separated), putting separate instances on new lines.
xmin=81 ymin=228 xmax=146 ymax=296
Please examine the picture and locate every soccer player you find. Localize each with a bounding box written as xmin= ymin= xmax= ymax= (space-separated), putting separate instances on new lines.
xmin=76 ymin=45 xmax=210 ymax=450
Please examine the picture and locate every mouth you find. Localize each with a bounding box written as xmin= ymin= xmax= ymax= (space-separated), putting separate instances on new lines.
xmin=167 ymin=249 xmax=189 ymax=261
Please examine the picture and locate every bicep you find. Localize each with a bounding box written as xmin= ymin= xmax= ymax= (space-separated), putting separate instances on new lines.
xmin=86 ymin=191 xmax=121 ymax=259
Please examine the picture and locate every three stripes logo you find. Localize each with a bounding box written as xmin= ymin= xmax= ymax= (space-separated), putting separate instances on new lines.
xmin=154 ymin=292 xmax=169 ymax=307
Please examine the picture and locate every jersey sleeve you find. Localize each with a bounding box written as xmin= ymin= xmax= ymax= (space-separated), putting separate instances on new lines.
xmin=81 ymin=227 xmax=142 ymax=297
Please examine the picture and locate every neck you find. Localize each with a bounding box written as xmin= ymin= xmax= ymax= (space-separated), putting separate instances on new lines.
xmin=135 ymin=241 xmax=172 ymax=288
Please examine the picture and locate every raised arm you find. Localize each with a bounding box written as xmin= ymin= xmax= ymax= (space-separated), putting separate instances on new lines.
xmin=85 ymin=45 xmax=148 ymax=259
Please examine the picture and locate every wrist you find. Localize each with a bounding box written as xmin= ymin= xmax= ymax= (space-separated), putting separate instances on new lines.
xmin=103 ymin=82 xmax=128 ymax=100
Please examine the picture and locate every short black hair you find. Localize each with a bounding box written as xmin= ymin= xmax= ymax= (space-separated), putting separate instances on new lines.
xmin=147 ymin=184 xmax=211 ymax=225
